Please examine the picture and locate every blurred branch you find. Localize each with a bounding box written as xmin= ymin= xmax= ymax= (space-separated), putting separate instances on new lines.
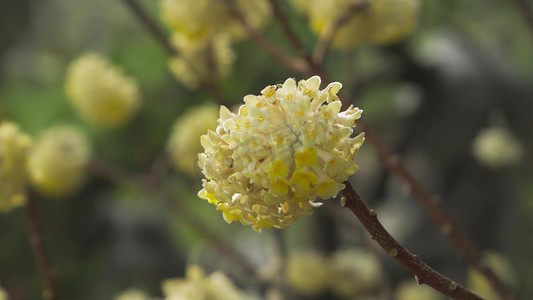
xmin=88 ymin=158 xmax=257 ymax=276
xmin=339 ymin=182 xmax=484 ymax=300
xmin=312 ymin=1 xmax=369 ymax=66
xmin=121 ymin=0 xmax=176 ymax=56
xmin=510 ymin=0 xmax=533 ymax=42
xmin=24 ymin=190 xmax=60 ymax=300
xmin=222 ymin=0 xmax=311 ymax=74
xmin=266 ymin=0 xmax=309 ymax=59
xmin=361 ymin=125 xmax=517 ymax=300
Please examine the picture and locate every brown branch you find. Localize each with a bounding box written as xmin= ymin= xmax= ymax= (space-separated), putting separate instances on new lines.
xmin=340 ymin=181 xmax=484 ymax=300
xmin=312 ymin=1 xmax=369 ymax=66
xmin=88 ymin=158 xmax=256 ymax=276
xmin=24 ymin=191 xmax=60 ymax=300
xmin=510 ymin=0 xmax=533 ymax=43
xmin=222 ymin=0 xmax=310 ymax=74
xmin=266 ymin=0 xmax=309 ymax=59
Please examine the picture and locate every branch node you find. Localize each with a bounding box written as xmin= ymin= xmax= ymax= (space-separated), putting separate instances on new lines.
xmin=449 ymin=282 xmax=458 ymax=291
xmin=341 ymin=196 xmax=347 ymax=207
xmin=368 ymin=208 xmax=377 ymax=217
xmin=389 ymin=248 xmax=398 ymax=258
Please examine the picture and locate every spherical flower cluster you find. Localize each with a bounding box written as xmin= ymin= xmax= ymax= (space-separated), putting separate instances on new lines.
xmin=472 ymin=126 xmax=524 ymax=170
xmin=168 ymin=34 xmax=235 ymax=88
xmin=198 ymin=76 xmax=364 ymax=231
xmin=114 ymin=289 xmax=152 ymax=300
xmin=65 ymin=52 xmax=141 ymax=127
xmin=28 ymin=126 xmax=91 ymax=198
xmin=395 ymin=280 xmax=445 ymax=300
xmin=162 ymin=265 xmax=247 ymax=300
xmin=0 ymin=122 xmax=32 ymax=213
xmin=292 ymin=0 xmax=419 ymax=48
xmin=285 ymin=248 xmax=382 ymax=297
xmin=467 ymin=252 xmax=515 ymax=300
xmin=285 ymin=251 xmax=330 ymax=296
xmin=168 ymin=104 xmax=219 ymax=176
xmin=161 ymin=0 xmax=270 ymax=44
xmin=0 ymin=286 xmax=8 ymax=300
xmin=161 ymin=0 xmax=269 ymax=87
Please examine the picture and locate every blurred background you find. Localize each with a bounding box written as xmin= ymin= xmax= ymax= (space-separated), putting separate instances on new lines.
xmin=0 ymin=0 xmax=532 ymax=299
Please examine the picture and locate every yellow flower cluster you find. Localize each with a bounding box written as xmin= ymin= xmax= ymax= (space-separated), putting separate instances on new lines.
xmin=285 ymin=248 xmax=382 ymax=297
xmin=0 ymin=122 xmax=32 ymax=213
xmin=293 ymin=0 xmax=419 ymax=48
xmin=114 ymin=289 xmax=152 ymax=300
xmin=168 ymin=34 xmax=235 ymax=88
xmin=167 ymin=104 xmax=219 ymax=176
xmin=198 ymin=76 xmax=364 ymax=231
xmin=162 ymin=265 xmax=247 ymax=300
xmin=65 ymin=52 xmax=141 ymax=127
xmin=161 ymin=0 xmax=270 ymax=87
xmin=395 ymin=280 xmax=445 ymax=300
xmin=472 ymin=126 xmax=524 ymax=170
xmin=467 ymin=252 xmax=515 ymax=300
xmin=28 ymin=126 xmax=91 ymax=198
xmin=161 ymin=0 xmax=269 ymax=44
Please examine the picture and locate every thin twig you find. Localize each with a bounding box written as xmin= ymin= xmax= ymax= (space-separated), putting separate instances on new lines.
xmin=312 ymin=1 xmax=369 ymax=66
xmin=509 ymin=0 xmax=533 ymax=42
xmin=24 ymin=191 xmax=60 ymax=300
xmin=340 ymin=181 xmax=484 ymax=300
xmin=266 ymin=0 xmax=309 ymax=59
xmin=222 ymin=0 xmax=310 ymax=74
xmin=121 ymin=0 xmax=177 ymax=56
xmin=88 ymin=158 xmax=257 ymax=276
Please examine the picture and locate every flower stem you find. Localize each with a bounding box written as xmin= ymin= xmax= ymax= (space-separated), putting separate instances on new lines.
xmin=24 ymin=191 xmax=60 ymax=300
xmin=339 ymin=181 xmax=484 ymax=300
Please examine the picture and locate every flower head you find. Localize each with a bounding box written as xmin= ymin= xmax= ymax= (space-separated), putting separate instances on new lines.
xmin=65 ymin=52 xmax=141 ymax=127
xmin=0 ymin=122 xmax=32 ymax=213
xmin=285 ymin=251 xmax=330 ymax=296
xmin=198 ymin=76 xmax=364 ymax=231
xmin=114 ymin=289 xmax=152 ymax=300
xmin=162 ymin=265 xmax=247 ymax=300
xmin=167 ymin=104 xmax=219 ymax=176
xmin=472 ymin=126 xmax=524 ymax=170
xmin=28 ymin=126 xmax=91 ymax=198
xmin=293 ymin=0 xmax=419 ymax=48
xmin=161 ymin=0 xmax=270 ymax=45
xmin=168 ymin=34 xmax=235 ymax=88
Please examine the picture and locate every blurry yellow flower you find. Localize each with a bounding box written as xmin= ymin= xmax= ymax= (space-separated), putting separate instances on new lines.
xmin=395 ymin=280 xmax=444 ymax=300
xmin=167 ymin=104 xmax=219 ymax=176
xmin=65 ymin=52 xmax=141 ymax=127
xmin=329 ymin=249 xmax=382 ymax=298
xmin=28 ymin=126 xmax=91 ymax=198
xmin=293 ymin=0 xmax=419 ymax=48
xmin=161 ymin=0 xmax=270 ymax=44
xmin=0 ymin=122 xmax=32 ymax=213
xmin=114 ymin=289 xmax=151 ymax=300
xmin=472 ymin=126 xmax=524 ymax=170
xmin=198 ymin=76 xmax=364 ymax=231
xmin=162 ymin=265 xmax=247 ymax=300
xmin=0 ymin=286 xmax=8 ymax=300
xmin=285 ymin=251 xmax=330 ymax=296
xmin=468 ymin=252 xmax=515 ymax=300
xmin=168 ymin=34 xmax=235 ymax=88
